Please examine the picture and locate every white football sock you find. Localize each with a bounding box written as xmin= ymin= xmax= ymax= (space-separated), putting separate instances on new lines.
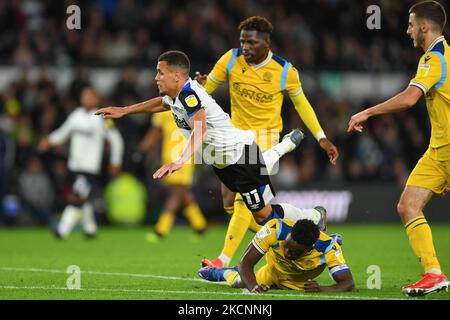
xmin=82 ymin=202 xmax=97 ymax=235
xmin=278 ymin=203 xmax=321 ymax=224
xmin=218 ymin=253 xmax=231 ymax=267
xmin=262 ymin=138 xmax=297 ymax=174
xmin=57 ymin=205 xmax=81 ymax=237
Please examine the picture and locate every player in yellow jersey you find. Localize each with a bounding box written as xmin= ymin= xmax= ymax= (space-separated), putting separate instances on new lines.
xmin=348 ymin=1 xmax=450 ymax=296
xmin=199 ymin=219 xmax=355 ymax=293
xmin=140 ymin=111 xmax=207 ymax=241
xmin=196 ymin=16 xmax=339 ymax=268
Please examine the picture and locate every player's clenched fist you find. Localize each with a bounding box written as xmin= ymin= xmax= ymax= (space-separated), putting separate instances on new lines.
xmin=95 ymin=106 xmax=126 ymax=119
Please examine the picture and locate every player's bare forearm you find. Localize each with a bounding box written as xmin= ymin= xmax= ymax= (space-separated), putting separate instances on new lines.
xmin=348 ymin=86 xmax=423 ymax=133
xmin=125 ymin=97 xmax=167 ymax=114
xmin=95 ymin=97 xmax=168 ymax=119
xmin=177 ymin=109 xmax=207 ymax=165
xmin=153 ymin=109 xmax=207 ymax=180
xmin=238 ymin=244 xmax=266 ymax=293
xmin=366 ymin=86 xmax=423 ymax=117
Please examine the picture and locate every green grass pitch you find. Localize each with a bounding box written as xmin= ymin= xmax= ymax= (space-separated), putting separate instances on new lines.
xmin=0 ymin=223 xmax=449 ymax=300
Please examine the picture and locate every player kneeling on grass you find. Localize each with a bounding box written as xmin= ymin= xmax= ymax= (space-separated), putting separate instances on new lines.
xmin=199 ymin=219 xmax=355 ymax=293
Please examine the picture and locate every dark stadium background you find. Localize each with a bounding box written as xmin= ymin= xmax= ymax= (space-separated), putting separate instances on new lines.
xmin=0 ymin=0 xmax=449 ymax=228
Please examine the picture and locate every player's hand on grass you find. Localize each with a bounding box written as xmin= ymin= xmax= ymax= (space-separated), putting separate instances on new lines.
xmin=194 ymin=72 xmax=207 ymax=85
xmin=304 ymin=279 xmax=322 ymax=292
xmin=347 ymin=110 xmax=369 ymax=133
xmin=95 ymin=106 xmax=126 ymax=119
xmin=250 ymin=284 xmax=269 ymax=293
xmin=319 ymin=138 xmax=339 ymax=165
xmin=153 ymin=161 xmax=183 ymax=179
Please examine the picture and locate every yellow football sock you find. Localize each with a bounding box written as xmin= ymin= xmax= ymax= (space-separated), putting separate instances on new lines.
xmin=225 ymin=270 xmax=240 ymax=287
xmin=404 ymin=215 xmax=441 ymax=273
xmin=155 ymin=210 xmax=176 ymax=236
xmin=249 ymin=216 xmax=262 ymax=233
xmin=221 ymin=195 xmax=252 ymax=259
xmin=224 ymin=205 xmax=234 ymax=216
xmin=183 ymin=202 xmax=207 ymax=232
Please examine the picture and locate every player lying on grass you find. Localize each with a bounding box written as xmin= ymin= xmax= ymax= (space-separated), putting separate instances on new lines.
xmin=96 ymin=50 xmax=327 ymax=234
xmin=199 ymin=219 xmax=355 ymax=293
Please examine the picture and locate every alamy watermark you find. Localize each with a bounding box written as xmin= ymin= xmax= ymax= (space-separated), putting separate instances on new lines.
xmin=66 ymin=5 xmax=81 ymax=30
xmin=367 ymin=5 xmax=381 ymax=30
xmin=366 ymin=265 xmax=381 ymax=289
xmin=66 ymin=265 xmax=81 ymax=290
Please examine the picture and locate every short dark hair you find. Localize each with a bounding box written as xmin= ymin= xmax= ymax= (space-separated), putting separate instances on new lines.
xmin=290 ymin=219 xmax=320 ymax=247
xmin=410 ymin=1 xmax=447 ymax=32
xmin=158 ymin=50 xmax=190 ymax=74
xmin=238 ymin=16 xmax=273 ymax=35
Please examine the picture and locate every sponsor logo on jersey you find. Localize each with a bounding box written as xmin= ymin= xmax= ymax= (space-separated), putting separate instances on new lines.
xmin=263 ymin=72 xmax=273 ymax=81
xmin=232 ymin=82 xmax=274 ymax=103
xmin=418 ymin=64 xmax=431 ymax=77
xmin=184 ymin=94 xmax=199 ymax=108
xmin=256 ymin=225 xmax=272 ymax=240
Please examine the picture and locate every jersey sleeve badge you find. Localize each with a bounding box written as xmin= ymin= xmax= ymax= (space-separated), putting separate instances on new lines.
xmin=184 ymin=94 xmax=199 ymax=108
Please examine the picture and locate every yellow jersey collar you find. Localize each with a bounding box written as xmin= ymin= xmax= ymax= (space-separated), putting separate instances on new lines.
xmin=249 ymin=51 xmax=273 ymax=70
xmin=426 ymin=35 xmax=445 ymax=53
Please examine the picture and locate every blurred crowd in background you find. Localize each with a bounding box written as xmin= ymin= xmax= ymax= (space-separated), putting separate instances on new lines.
xmin=0 ymin=0 xmax=442 ymax=225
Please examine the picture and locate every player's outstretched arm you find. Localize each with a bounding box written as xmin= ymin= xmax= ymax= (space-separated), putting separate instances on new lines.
xmin=153 ymin=108 xmax=207 ymax=179
xmin=304 ymin=270 xmax=356 ymax=293
xmin=95 ymin=97 xmax=168 ymax=119
xmin=347 ymin=86 xmax=423 ymax=133
xmin=238 ymin=243 xmax=268 ymax=293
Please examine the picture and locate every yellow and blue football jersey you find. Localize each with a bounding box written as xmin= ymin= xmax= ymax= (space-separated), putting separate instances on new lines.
xmin=409 ymin=36 xmax=450 ymax=160
xmin=251 ymin=218 xmax=350 ymax=281
xmin=205 ymin=49 xmax=302 ymax=133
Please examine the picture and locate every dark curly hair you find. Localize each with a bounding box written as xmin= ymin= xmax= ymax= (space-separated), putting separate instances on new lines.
xmin=238 ymin=16 xmax=274 ymax=34
xmin=290 ymin=219 xmax=320 ymax=246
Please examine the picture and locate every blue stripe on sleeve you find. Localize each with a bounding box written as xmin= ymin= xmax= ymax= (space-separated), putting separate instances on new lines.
xmin=226 ymin=48 xmax=238 ymax=76
xmin=320 ymin=255 xmax=326 ymax=264
xmin=281 ymin=62 xmax=290 ymax=91
xmin=431 ymin=51 xmax=447 ymax=90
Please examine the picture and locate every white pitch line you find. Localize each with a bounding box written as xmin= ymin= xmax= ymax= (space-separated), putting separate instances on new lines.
xmin=0 ymin=266 xmax=413 ymax=300
xmin=0 ymin=267 xmax=206 ymax=283
xmin=0 ymin=284 xmax=410 ymax=300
